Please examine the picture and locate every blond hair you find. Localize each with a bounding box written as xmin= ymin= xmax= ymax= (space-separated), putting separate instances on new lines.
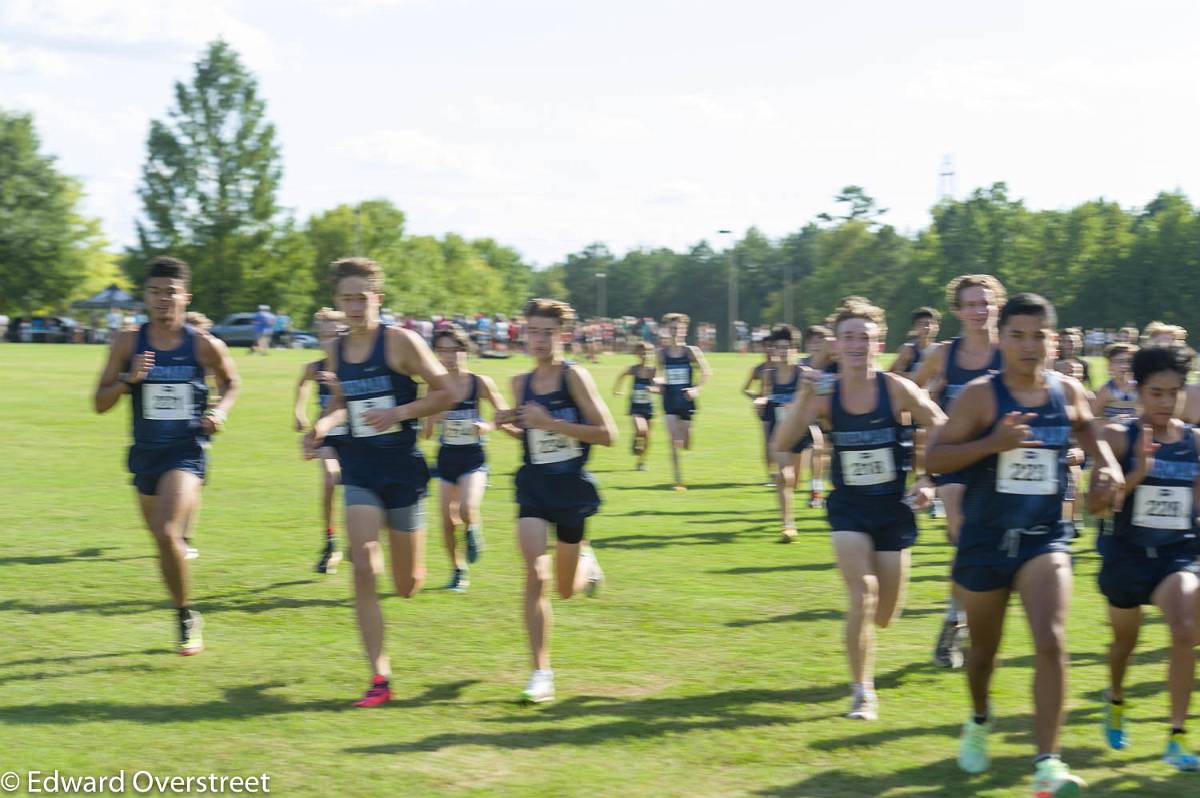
xmin=330 ymin=257 xmax=383 ymax=292
xmin=830 ymin=298 xmax=888 ymax=341
xmin=662 ymin=312 xmax=690 ymax=326
xmin=945 ymin=274 xmax=1007 ymax=310
xmin=524 ymin=297 xmax=576 ymax=326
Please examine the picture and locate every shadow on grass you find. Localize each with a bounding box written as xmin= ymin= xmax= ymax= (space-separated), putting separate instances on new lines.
xmin=0 ymin=579 xmax=345 ymax=617
xmin=0 ymin=647 xmax=165 ymax=670
xmin=0 ymin=547 xmax=153 ymax=566
xmin=708 ymin=563 xmax=839 ymax=576
xmin=0 ymin=662 xmax=160 ymax=687
xmin=726 ymin=606 xmax=945 ymax=628
xmin=0 ymin=679 xmax=480 ymax=725
xmin=606 ymin=482 xmax=752 ymax=492
xmin=345 ymin=686 xmax=803 ymax=754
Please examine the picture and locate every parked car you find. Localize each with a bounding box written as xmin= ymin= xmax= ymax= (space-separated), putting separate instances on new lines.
xmin=24 ymin=316 xmax=86 ymax=343
xmin=290 ymin=331 xmax=320 ymax=349
xmin=209 ymin=313 xmax=260 ymax=347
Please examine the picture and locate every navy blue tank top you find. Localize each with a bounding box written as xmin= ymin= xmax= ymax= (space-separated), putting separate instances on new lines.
xmin=1102 ymin=380 xmax=1139 ymax=419
xmin=907 ymin=342 xmax=925 ymax=373
xmin=130 ymin=323 xmax=208 ymax=448
xmin=662 ymin=348 xmax=693 ymax=394
xmin=830 ymin=372 xmax=906 ymax=498
xmin=962 ymin=372 xmax=1072 ymax=532
xmin=766 ymin=366 xmax=800 ymax=428
xmin=630 ymin=368 xmax=654 ymax=413
xmin=440 ymin=374 xmax=484 ymax=449
xmin=521 ymin=364 xmax=590 ymax=475
xmin=1115 ymin=421 xmax=1199 ymax=550
xmin=314 ymin=358 xmax=347 ymax=439
xmin=941 ymin=337 xmax=1002 ymax=409
xmin=336 ymin=325 xmax=419 ymax=449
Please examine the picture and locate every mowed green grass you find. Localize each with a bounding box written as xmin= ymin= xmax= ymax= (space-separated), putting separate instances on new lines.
xmin=0 ymin=344 xmax=1189 ymax=797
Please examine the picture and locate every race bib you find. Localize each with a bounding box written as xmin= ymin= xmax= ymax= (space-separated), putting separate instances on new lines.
xmin=774 ymin=406 xmax=790 ymax=425
xmin=142 ymin=382 xmax=193 ymax=421
xmin=1132 ymin=485 xmax=1192 ymax=530
xmin=632 ymin=388 xmax=651 ymax=405
xmin=840 ymin=447 xmax=896 ymax=486
xmin=529 ymin=428 xmax=582 ymax=465
xmin=666 ymin=366 xmax=690 ymax=386
xmin=996 ymin=448 xmax=1058 ymax=495
xmin=348 ymin=395 xmax=400 ymax=438
xmin=443 ymin=418 xmax=480 ymax=446
xmin=327 ymin=420 xmax=349 ymax=437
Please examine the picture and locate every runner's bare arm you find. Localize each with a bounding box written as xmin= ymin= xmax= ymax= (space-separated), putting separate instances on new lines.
xmin=94 ymin=330 xmax=138 ymax=413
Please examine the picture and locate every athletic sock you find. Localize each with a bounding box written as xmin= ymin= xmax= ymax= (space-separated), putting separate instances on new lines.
xmin=1033 ymin=753 xmax=1059 ymax=765
xmin=810 ymin=479 xmax=822 ymax=492
xmin=946 ymin=595 xmax=965 ymax=625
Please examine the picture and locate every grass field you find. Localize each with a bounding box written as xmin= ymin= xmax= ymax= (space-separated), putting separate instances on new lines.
xmin=0 ymin=343 xmax=1192 ymax=797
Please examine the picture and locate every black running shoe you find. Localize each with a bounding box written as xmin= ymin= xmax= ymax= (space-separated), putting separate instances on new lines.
xmin=315 ymin=538 xmax=342 ymax=574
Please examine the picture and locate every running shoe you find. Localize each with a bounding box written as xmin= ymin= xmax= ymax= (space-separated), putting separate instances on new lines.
xmin=933 ymin=617 xmax=966 ymax=668
xmin=583 ymin=550 xmax=604 ymax=597
xmin=846 ymin=688 xmax=878 ymax=721
xmin=447 ymin=567 xmax=470 ymax=593
xmin=520 ymin=669 xmax=555 ymax=704
xmin=958 ymin=716 xmax=992 ymax=774
xmin=466 ymin=526 xmax=484 ymax=564
xmin=1031 ymin=757 xmax=1085 ymax=797
xmin=353 ymin=675 xmax=392 ymax=708
xmin=1102 ymin=691 xmax=1127 ymax=750
xmin=779 ymin=528 xmax=798 ymax=544
xmin=673 ymin=484 xmax=687 ymax=492
xmin=178 ymin=609 xmax=203 ymax=656
xmin=315 ymin=538 xmax=342 ymax=574
xmin=183 ymin=537 xmax=199 ymax=561
xmin=1163 ymin=731 xmax=1200 ymax=772
xmin=808 ymin=493 xmax=825 ymax=510
xmin=635 ymin=462 xmax=647 ymax=471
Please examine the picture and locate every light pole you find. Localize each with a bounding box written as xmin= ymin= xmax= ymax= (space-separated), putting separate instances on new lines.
xmin=784 ymin=260 xmax=793 ymax=325
xmin=718 ymin=229 xmax=737 ymax=352
xmin=595 ymin=272 xmax=607 ymax=319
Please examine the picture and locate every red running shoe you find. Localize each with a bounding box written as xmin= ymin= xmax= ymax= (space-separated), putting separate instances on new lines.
xmin=353 ymin=675 xmax=391 ymax=708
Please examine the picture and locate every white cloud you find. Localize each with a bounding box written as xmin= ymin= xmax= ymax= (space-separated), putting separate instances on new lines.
xmin=0 ymin=0 xmax=276 ymax=69
xmin=333 ymin=129 xmax=513 ymax=183
xmin=0 ymin=43 xmax=72 ymax=77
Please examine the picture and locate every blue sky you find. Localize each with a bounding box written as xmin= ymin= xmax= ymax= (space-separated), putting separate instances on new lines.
xmin=2 ymin=0 xmax=1197 ymax=264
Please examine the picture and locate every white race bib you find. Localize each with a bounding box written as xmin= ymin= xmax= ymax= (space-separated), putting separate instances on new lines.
xmin=666 ymin=366 xmax=690 ymax=386
xmin=142 ymin=382 xmax=193 ymax=421
xmin=327 ymin=421 xmax=349 ymax=437
xmin=348 ymin=395 xmax=400 ymax=438
xmin=840 ymin=447 xmax=896 ymax=486
xmin=996 ymin=448 xmax=1058 ymax=495
xmin=529 ymin=428 xmax=582 ymax=465
xmin=443 ymin=418 xmax=480 ymax=446
xmin=774 ymin=406 xmax=789 ymax=425
xmin=632 ymin=388 xmax=651 ymax=405
xmin=1132 ymin=485 xmax=1192 ymax=530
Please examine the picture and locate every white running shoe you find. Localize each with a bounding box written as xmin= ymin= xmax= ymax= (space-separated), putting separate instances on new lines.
xmin=846 ymin=688 xmax=878 ymax=721
xmin=184 ymin=537 xmax=199 ymax=561
xmin=520 ymin=669 xmax=555 ymax=704
xmin=583 ymin=550 xmax=605 ymax=597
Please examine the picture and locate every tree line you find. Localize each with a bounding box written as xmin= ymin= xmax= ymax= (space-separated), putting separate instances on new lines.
xmin=2 ymin=40 xmax=1197 ymax=350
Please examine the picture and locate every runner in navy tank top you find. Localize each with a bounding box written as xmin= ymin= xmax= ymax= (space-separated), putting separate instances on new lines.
xmin=799 ymin=324 xmax=835 ymax=508
xmin=773 ymin=299 xmax=945 ymax=723
xmin=657 ymin=312 xmax=711 ymax=491
xmin=293 ymin=308 xmax=349 ymax=575
xmin=613 ymin=341 xmax=658 ymax=472
xmin=927 ymin=293 xmax=1123 ymax=792
xmin=912 ymin=274 xmax=1006 ymax=669
xmin=742 ymin=344 xmax=776 ymax=485
xmin=889 ymin=306 xmax=940 ymax=379
xmin=94 ymin=256 xmax=241 ymax=657
xmin=495 ymin=298 xmax=617 ymax=704
xmin=303 ymin=257 xmax=454 ymax=709
xmin=424 ymin=324 xmax=510 ymax=593
xmin=1089 ymin=345 xmax=1200 ymax=770
xmin=762 ymin=325 xmax=823 ymax=542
